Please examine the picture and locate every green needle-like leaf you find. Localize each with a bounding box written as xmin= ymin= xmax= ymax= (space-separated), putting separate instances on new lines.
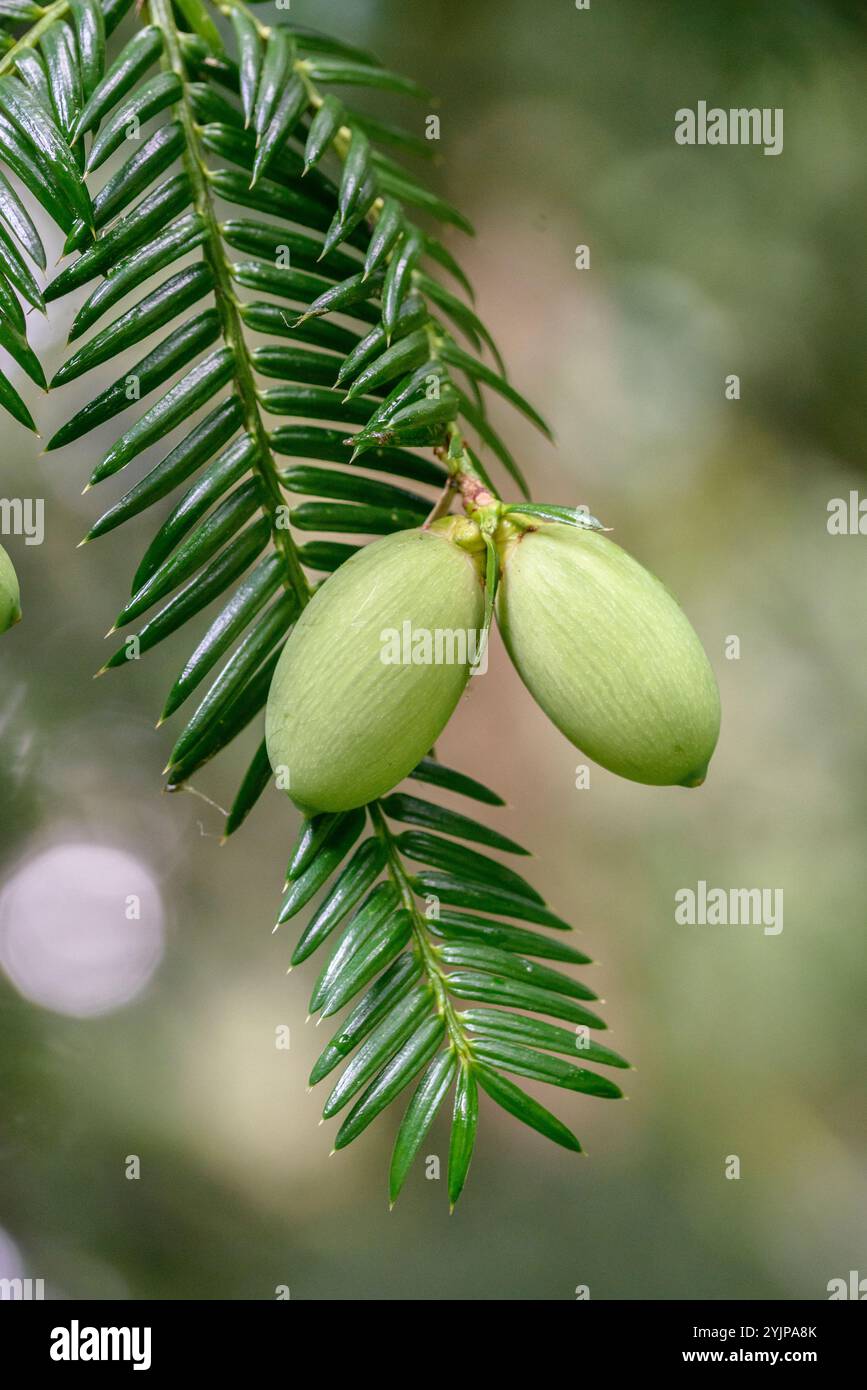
xmin=41 ymin=23 xmax=82 ymax=138
xmin=363 ymin=195 xmax=402 ymax=279
xmin=462 ymin=1012 xmax=629 ymax=1069
xmin=302 ymin=57 xmax=431 ymax=102
xmin=117 ymin=479 xmax=263 ymax=627
xmin=252 ymin=25 xmax=293 ymax=138
xmin=133 ymin=432 xmax=256 ymax=590
xmin=85 ymin=72 xmax=181 ymax=172
xmin=167 ymin=593 xmax=296 ymax=768
xmin=0 ymin=78 xmax=92 ymax=226
xmin=472 ymin=1040 xmax=623 ymax=1100
xmin=292 ymin=835 xmax=387 ymax=965
xmin=73 ymin=24 xmax=162 ymax=139
xmin=0 ymin=219 xmax=43 ymax=308
xmin=87 ymin=398 xmax=243 ymax=541
xmin=409 ymin=756 xmax=504 ymax=806
xmin=53 ymin=263 xmax=214 ymax=386
xmin=224 ymin=739 xmax=272 ymax=839
xmin=412 ymin=872 xmax=572 ymax=930
xmin=0 ymin=368 xmax=36 ymax=430
xmin=0 ymin=167 xmax=45 ymax=268
xmin=303 ymin=92 xmax=344 ymax=171
xmin=0 ymin=311 xmax=45 ymax=387
xmin=380 ymin=793 xmax=527 ymax=855
xmin=333 ymin=1015 xmax=446 ymax=1150
xmin=69 ymin=213 xmax=206 ymax=340
xmin=397 ymin=830 xmax=544 ymax=903
xmin=286 ymin=813 xmax=343 ymax=881
xmin=91 ymin=343 xmax=235 ymax=483
xmin=309 ymin=954 xmax=423 ymax=1087
xmin=448 ymin=1061 xmax=478 ymax=1209
xmin=382 ymin=228 xmax=423 ymax=339
xmin=161 ymin=550 xmax=282 ymax=720
xmin=439 ymin=942 xmax=599 ymax=1002
xmin=71 ymin=0 xmax=106 ymax=103
xmin=389 ymin=1050 xmax=456 ymax=1205
xmin=276 ymin=808 xmax=367 ymax=925
xmin=428 ymin=912 xmax=592 ymax=966
xmin=446 ymin=971 xmax=606 ymax=1029
xmin=252 ymin=74 xmax=308 ymax=186
xmin=308 ymin=881 xmax=400 ymax=1009
xmin=321 ymin=986 xmax=433 ymax=1118
xmin=475 ymin=1065 xmax=583 ymax=1153
xmin=318 ymin=908 xmax=413 ymax=1017
xmin=102 ymin=521 xmax=271 ymax=668
xmin=46 ymin=173 xmax=191 ymax=301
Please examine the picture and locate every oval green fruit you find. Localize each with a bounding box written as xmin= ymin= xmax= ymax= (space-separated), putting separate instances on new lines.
xmin=496 ymin=522 xmax=720 ymax=787
xmin=266 ymin=519 xmax=485 ymax=813
xmin=0 ymin=543 xmax=21 ymax=633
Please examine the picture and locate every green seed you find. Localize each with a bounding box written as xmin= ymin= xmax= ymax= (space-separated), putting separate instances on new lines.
xmin=266 ymin=519 xmax=486 ymax=813
xmin=0 ymin=543 xmax=21 ymax=632
xmin=496 ymin=522 xmax=720 ymax=787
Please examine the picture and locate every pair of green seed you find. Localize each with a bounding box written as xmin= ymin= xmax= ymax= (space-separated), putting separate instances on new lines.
xmin=265 ymin=516 xmax=721 ymax=812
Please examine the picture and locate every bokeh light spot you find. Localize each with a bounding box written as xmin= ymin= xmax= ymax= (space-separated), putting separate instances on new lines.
xmin=0 ymin=842 xmax=164 ymax=1017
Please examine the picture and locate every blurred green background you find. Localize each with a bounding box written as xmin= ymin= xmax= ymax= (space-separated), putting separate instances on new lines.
xmin=1 ymin=0 xmax=866 ymax=1300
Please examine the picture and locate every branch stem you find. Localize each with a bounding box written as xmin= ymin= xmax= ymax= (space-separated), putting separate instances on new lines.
xmin=369 ymin=802 xmax=469 ymax=1061
xmin=151 ymin=0 xmax=312 ymax=611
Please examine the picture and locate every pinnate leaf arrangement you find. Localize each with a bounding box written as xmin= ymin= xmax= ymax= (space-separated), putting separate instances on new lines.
xmin=0 ymin=0 xmax=721 ymax=1206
